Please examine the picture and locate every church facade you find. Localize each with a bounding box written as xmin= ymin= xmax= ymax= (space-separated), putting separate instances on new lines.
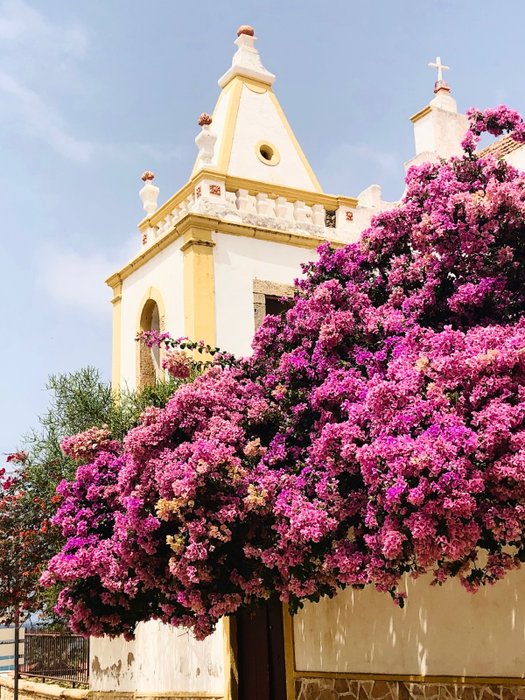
xmin=94 ymin=26 xmax=525 ymax=700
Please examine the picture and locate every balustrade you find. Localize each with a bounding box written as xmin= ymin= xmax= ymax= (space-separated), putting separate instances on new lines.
xmin=138 ymin=172 xmax=369 ymax=248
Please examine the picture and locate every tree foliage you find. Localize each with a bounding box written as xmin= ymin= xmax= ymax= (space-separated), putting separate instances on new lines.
xmin=2 ymin=367 xmax=190 ymax=622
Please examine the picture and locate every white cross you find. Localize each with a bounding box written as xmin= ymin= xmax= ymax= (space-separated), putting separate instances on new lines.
xmin=428 ymin=56 xmax=450 ymax=83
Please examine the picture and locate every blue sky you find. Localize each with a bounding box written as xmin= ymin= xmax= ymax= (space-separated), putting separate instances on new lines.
xmin=2 ymin=0 xmax=525 ymax=460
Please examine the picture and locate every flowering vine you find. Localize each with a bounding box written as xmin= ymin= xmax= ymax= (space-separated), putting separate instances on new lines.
xmin=43 ymin=106 xmax=525 ymax=639
xmin=461 ymin=105 xmax=525 ymax=154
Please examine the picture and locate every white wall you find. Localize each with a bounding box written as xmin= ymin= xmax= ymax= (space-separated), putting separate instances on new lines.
xmin=213 ymin=232 xmax=318 ymax=356
xmin=90 ymin=620 xmax=225 ymax=695
xmin=506 ymin=145 xmax=525 ymax=171
xmin=228 ymin=85 xmax=318 ymax=190
xmin=293 ymin=569 xmax=525 ymax=677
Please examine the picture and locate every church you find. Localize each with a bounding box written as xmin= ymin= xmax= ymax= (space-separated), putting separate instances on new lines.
xmin=94 ymin=25 xmax=525 ymax=700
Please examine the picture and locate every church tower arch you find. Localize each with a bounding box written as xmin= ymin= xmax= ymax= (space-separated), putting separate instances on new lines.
xmin=136 ymin=288 xmax=166 ymax=388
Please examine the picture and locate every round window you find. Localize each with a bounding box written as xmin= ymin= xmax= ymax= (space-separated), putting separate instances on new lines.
xmin=255 ymin=141 xmax=280 ymax=166
xmin=260 ymin=144 xmax=273 ymax=161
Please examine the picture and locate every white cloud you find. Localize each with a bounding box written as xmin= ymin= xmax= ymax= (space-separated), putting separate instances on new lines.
xmin=0 ymin=0 xmax=92 ymax=162
xmin=34 ymin=238 xmax=139 ymax=317
xmin=0 ymin=1 xmax=186 ymax=167
xmin=0 ymin=0 xmax=87 ymax=59
xmin=0 ymin=71 xmax=94 ymax=161
xmin=35 ymin=247 xmax=115 ymax=317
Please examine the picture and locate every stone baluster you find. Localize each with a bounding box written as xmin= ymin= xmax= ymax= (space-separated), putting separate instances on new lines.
xmin=256 ymin=192 xmax=273 ymax=216
xmin=236 ymin=189 xmax=256 ymax=213
xmin=225 ymin=191 xmax=237 ymax=206
xmin=165 ymin=214 xmax=175 ymax=233
xmin=275 ymin=196 xmax=293 ymax=220
xmin=157 ymin=216 xmax=167 ymax=236
xmin=311 ymin=204 xmax=325 ymax=226
xmin=293 ymin=200 xmax=308 ymax=222
xmin=172 ymin=205 xmax=181 ymax=225
xmin=179 ymin=197 xmax=189 ymax=217
xmin=236 ymin=188 xmax=251 ymax=213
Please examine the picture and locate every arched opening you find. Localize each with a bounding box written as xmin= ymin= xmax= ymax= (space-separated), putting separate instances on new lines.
xmin=138 ymin=299 xmax=161 ymax=387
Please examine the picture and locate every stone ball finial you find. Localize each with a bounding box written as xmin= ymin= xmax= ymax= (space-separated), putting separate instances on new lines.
xmin=141 ymin=170 xmax=155 ymax=182
xmin=198 ymin=113 xmax=213 ymax=127
xmin=237 ymin=25 xmax=254 ymax=37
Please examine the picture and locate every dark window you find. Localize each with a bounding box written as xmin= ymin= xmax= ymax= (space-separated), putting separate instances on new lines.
xmin=264 ymin=295 xmax=293 ymax=317
xmin=325 ymin=209 xmax=336 ymax=228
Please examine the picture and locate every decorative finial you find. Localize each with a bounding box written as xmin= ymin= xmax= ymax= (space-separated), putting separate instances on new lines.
xmin=195 ymin=112 xmax=217 ymax=167
xmin=218 ymin=22 xmax=275 ymax=88
xmin=428 ymin=56 xmax=450 ymax=93
xmin=237 ymin=25 xmax=254 ymax=37
xmin=198 ymin=113 xmax=212 ymax=126
xmin=139 ymin=171 xmax=159 ymax=216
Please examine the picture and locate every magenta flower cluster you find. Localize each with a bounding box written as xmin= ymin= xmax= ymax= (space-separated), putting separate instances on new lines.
xmin=461 ymin=105 xmax=525 ymax=154
xmin=161 ymin=350 xmax=192 ymax=379
xmin=61 ymin=426 xmax=120 ymax=464
xmin=43 ymin=106 xmax=525 ymax=639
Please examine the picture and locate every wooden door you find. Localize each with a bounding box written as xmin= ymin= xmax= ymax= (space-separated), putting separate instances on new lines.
xmin=234 ymin=599 xmax=287 ymax=700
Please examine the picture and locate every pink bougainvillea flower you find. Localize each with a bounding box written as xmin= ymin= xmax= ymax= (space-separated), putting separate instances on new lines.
xmin=43 ymin=106 xmax=525 ymax=639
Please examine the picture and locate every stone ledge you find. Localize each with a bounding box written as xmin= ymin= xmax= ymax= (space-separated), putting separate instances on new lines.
xmin=0 ymin=678 xmax=222 ymax=700
xmin=91 ymin=696 xmax=222 ymax=700
xmin=0 ymin=675 xmax=88 ymax=700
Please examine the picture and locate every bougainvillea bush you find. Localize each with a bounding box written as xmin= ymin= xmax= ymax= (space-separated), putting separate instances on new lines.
xmin=44 ymin=106 xmax=525 ymax=639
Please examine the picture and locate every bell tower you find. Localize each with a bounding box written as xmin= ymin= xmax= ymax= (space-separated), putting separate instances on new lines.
xmin=106 ymin=26 xmax=381 ymax=391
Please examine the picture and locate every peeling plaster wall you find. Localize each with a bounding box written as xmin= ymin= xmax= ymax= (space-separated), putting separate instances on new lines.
xmin=90 ymin=636 xmax=136 ymax=693
xmin=134 ymin=620 xmax=224 ymax=694
xmin=89 ymin=620 xmax=225 ymax=695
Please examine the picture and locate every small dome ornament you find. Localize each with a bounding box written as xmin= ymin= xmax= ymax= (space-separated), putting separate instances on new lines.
xmin=236 ymin=25 xmax=254 ymax=37
xmin=139 ymin=170 xmax=159 ymax=216
xmin=195 ymin=113 xmax=217 ymax=168
xmin=198 ymin=113 xmax=213 ymax=127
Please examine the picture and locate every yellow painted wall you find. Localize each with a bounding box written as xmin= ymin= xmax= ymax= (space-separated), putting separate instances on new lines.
xmin=293 ymin=570 xmax=525 ymax=679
